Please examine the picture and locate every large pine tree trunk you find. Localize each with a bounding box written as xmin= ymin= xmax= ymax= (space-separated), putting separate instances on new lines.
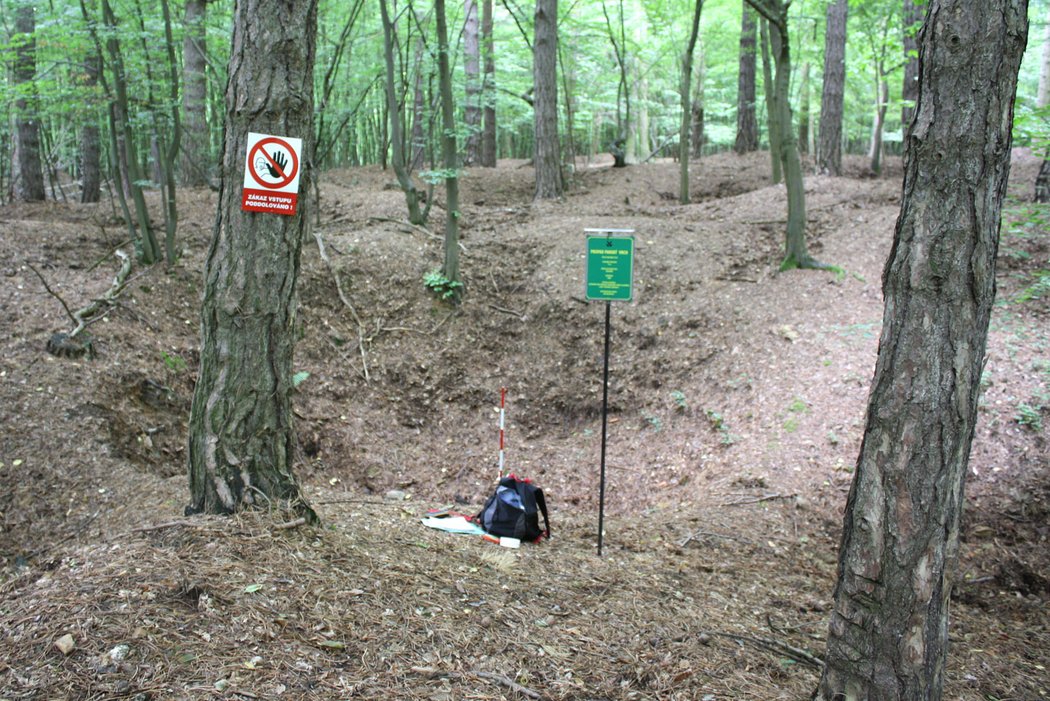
xmin=734 ymin=2 xmax=759 ymax=155
xmin=480 ymin=0 xmax=497 ymax=167
xmin=533 ymin=0 xmax=563 ymax=199
xmin=187 ymin=0 xmax=319 ymax=522
xmin=817 ymin=0 xmax=847 ymax=176
xmin=816 ymin=1 xmax=1028 ymax=698
xmin=901 ymin=0 xmax=923 ymax=131
xmin=463 ymin=0 xmax=482 ymax=166
xmin=180 ymin=0 xmax=211 ymax=187
xmin=11 ymin=3 xmax=46 ymax=202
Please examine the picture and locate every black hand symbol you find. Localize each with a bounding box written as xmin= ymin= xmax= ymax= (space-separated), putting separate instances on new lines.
xmin=265 ymin=150 xmax=288 ymax=178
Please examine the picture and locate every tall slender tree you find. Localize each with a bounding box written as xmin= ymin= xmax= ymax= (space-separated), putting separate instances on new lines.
xmin=180 ymin=0 xmax=213 ymax=187
xmin=758 ymin=18 xmax=781 ymax=183
xmin=748 ymin=0 xmax=820 ymax=269
xmin=380 ymin=0 xmax=425 ymax=224
xmin=815 ymin=1 xmax=1029 ymax=698
xmin=679 ymin=0 xmax=704 ymax=204
xmin=734 ymin=2 xmax=759 ymax=154
xmin=463 ymin=0 xmax=482 ymax=165
xmin=435 ymin=0 xmax=462 ymax=284
xmin=79 ymin=2 xmax=102 ymax=204
xmin=533 ymin=0 xmax=563 ymax=199
xmin=187 ymin=0 xmax=319 ymax=523
xmin=818 ymin=0 xmax=848 ymax=176
xmin=1034 ymin=4 xmax=1050 ymax=202
xmin=10 ymin=2 xmax=46 ymax=202
xmin=901 ymin=0 xmax=922 ymax=130
xmin=480 ymin=0 xmax=497 ymax=167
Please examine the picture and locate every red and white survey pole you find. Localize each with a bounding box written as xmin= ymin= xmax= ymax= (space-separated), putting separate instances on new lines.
xmin=498 ymin=387 xmax=507 ymax=481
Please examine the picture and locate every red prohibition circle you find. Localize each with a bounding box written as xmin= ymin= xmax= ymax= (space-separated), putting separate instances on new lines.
xmin=247 ymin=137 xmax=299 ymax=189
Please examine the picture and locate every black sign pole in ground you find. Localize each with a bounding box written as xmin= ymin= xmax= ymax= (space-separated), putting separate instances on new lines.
xmin=585 ymin=229 xmax=634 ymax=558
xmin=598 ymin=299 xmax=612 ymax=557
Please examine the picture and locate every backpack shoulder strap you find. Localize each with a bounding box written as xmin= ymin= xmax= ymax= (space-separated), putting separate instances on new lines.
xmin=533 ymin=488 xmax=551 ymax=539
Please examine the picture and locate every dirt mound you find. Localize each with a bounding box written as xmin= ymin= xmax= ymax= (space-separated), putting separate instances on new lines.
xmin=1 ymin=152 xmax=1047 ymax=699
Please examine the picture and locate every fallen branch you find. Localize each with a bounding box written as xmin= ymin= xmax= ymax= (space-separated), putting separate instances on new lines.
xmin=487 ymin=303 xmax=526 ymax=320
xmin=26 ymin=263 xmax=78 ymax=326
xmin=273 ymin=517 xmax=307 ymax=530
xmin=706 ymin=630 xmax=824 ymax=669
xmin=721 ymin=493 xmax=797 ymax=507
xmin=314 ymin=232 xmax=369 ymax=382
xmin=677 ymin=529 xmax=753 ymax=548
xmin=475 ymin=671 xmax=544 ymax=699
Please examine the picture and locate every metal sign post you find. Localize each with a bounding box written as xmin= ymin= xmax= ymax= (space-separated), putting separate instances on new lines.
xmin=584 ymin=228 xmax=635 ymax=556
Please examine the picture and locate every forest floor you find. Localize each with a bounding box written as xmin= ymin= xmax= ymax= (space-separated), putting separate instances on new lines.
xmin=0 ymin=150 xmax=1047 ymax=700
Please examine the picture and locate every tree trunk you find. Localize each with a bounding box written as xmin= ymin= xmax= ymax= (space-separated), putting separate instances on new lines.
xmin=691 ymin=44 xmax=706 ymax=160
xmin=463 ymin=0 xmax=482 ymax=166
xmin=869 ymin=76 xmax=888 ymax=175
xmin=679 ymin=0 xmax=703 ymax=204
xmin=734 ymin=2 xmax=759 ymax=155
xmin=533 ymin=0 xmax=563 ymax=199
xmin=901 ymin=0 xmax=923 ymax=131
xmin=180 ymin=0 xmax=211 ymax=187
xmin=759 ymin=18 xmax=781 ymax=184
xmin=798 ymin=61 xmax=810 ymax=155
xmin=765 ymin=12 xmax=813 ymax=270
xmin=815 ymin=2 xmax=1028 ymax=698
xmin=818 ymin=0 xmax=847 ymax=176
xmin=435 ymin=0 xmax=462 ymax=285
xmin=101 ymin=0 xmax=160 ymax=263
xmin=10 ymin=3 xmax=46 ymax=202
xmin=187 ymin=0 xmax=319 ymax=523
xmin=480 ymin=0 xmax=497 ymax=167
xmin=410 ymin=29 xmax=428 ymax=172
xmin=380 ymin=0 xmax=424 ymax=225
xmin=1034 ymin=5 xmax=1050 ymax=202
xmin=79 ymin=40 xmax=102 ymax=203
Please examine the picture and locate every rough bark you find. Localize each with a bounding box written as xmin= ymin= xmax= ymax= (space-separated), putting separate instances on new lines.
xmin=435 ymin=0 xmax=461 ymax=285
xmin=818 ymin=0 xmax=847 ymax=176
xmin=187 ymin=0 xmax=319 ymax=523
xmin=480 ymin=0 xmax=497 ymax=167
xmin=901 ymin=0 xmax=923 ymax=131
xmin=180 ymin=0 xmax=211 ymax=187
xmin=734 ymin=2 xmax=759 ymax=155
xmin=815 ymin=2 xmax=1029 ymax=699
xmin=679 ymin=0 xmax=704 ymax=204
xmin=463 ymin=0 xmax=482 ymax=165
xmin=533 ymin=0 xmax=563 ymax=199
xmin=10 ymin=3 xmax=46 ymax=202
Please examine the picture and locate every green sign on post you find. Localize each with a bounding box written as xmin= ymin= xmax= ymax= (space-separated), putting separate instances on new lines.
xmin=585 ymin=233 xmax=634 ymax=302
xmin=584 ymin=228 xmax=634 ymax=558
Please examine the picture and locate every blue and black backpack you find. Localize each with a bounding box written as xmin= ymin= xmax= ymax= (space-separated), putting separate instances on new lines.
xmin=474 ymin=474 xmax=551 ymax=542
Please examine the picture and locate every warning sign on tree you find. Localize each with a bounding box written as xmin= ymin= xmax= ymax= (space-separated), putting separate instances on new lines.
xmin=241 ymin=132 xmax=303 ymax=216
